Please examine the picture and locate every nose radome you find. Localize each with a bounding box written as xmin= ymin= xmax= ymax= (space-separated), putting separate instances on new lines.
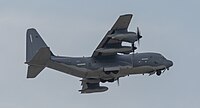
xmin=167 ymin=60 xmax=173 ymax=67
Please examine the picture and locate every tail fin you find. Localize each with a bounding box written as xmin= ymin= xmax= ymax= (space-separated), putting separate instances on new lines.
xmin=26 ymin=28 xmax=48 ymax=62
xmin=25 ymin=28 xmax=51 ymax=78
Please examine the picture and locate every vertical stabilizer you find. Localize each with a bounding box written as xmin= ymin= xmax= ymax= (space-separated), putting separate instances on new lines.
xmin=26 ymin=28 xmax=48 ymax=62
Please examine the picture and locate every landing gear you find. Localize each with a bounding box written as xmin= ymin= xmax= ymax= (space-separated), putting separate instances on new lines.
xmin=156 ymin=70 xmax=161 ymax=76
xmin=100 ymin=78 xmax=114 ymax=83
xmin=112 ymin=71 xmax=119 ymax=74
xmin=108 ymin=78 xmax=114 ymax=82
xmin=104 ymin=71 xmax=119 ymax=75
xmin=100 ymin=79 xmax=106 ymax=83
xmin=105 ymin=71 xmax=111 ymax=75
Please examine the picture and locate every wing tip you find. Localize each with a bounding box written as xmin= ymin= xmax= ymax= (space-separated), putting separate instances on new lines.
xmin=120 ymin=14 xmax=133 ymax=17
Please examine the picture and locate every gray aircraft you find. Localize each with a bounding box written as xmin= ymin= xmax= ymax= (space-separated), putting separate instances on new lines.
xmin=25 ymin=14 xmax=173 ymax=93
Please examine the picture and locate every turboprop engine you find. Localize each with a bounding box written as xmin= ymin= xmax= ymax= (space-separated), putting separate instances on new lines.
xmin=107 ymin=32 xmax=138 ymax=43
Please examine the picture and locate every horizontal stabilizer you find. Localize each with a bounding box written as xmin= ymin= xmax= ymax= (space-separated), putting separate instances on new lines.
xmin=26 ymin=47 xmax=51 ymax=78
xmin=27 ymin=47 xmax=51 ymax=66
xmin=27 ymin=65 xmax=45 ymax=78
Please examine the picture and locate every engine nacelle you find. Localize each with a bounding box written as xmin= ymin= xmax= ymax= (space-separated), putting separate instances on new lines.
xmin=107 ymin=32 xmax=138 ymax=43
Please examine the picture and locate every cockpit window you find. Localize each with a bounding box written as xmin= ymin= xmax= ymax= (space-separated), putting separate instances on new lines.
xmin=161 ymin=56 xmax=166 ymax=60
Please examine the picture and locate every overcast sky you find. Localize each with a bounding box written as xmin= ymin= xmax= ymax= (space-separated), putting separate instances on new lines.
xmin=0 ymin=0 xmax=200 ymax=108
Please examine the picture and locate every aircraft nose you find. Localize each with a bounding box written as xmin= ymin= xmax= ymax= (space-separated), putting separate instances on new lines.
xmin=166 ymin=60 xmax=173 ymax=68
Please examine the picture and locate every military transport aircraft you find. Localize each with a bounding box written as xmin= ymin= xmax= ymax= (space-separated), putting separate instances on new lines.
xmin=25 ymin=14 xmax=173 ymax=93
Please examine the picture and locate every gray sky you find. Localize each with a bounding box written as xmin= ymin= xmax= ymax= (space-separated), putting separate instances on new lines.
xmin=0 ymin=0 xmax=200 ymax=108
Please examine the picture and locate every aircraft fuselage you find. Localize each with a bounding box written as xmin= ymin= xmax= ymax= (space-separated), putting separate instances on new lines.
xmin=48 ymin=52 xmax=173 ymax=82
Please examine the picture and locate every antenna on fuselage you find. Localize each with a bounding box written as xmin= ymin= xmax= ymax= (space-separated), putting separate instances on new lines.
xmin=117 ymin=78 xmax=120 ymax=86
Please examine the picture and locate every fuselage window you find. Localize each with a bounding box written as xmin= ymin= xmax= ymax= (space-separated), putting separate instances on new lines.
xmin=141 ymin=58 xmax=149 ymax=61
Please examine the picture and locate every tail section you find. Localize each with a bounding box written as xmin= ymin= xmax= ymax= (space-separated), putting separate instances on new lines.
xmin=25 ymin=28 xmax=51 ymax=78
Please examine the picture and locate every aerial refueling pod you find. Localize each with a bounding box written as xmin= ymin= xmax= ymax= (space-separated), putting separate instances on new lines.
xmin=79 ymin=86 xmax=108 ymax=93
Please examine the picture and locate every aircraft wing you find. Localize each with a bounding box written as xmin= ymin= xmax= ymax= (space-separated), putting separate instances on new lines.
xmin=79 ymin=78 xmax=108 ymax=93
xmin=92 ymin=14 xmax=133 ymax=57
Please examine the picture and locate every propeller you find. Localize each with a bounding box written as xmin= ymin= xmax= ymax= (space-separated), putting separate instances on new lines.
xmin=131 ymin=38 xmax=137 ymax=67
xmin=131 ymin=27 xmax=142 ymax=67
xmin=136 ymin=27 xmax=142 ymax=46
xmin=131 ymin=27 xmax=142 ymax=52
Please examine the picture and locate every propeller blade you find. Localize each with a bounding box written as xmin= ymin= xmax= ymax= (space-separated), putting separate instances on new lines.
xmin=136 ymin=27 xmax=142 ymax=46
xmin=138 ymin=39 xmax=140 ymax=46
xmin=137 ymin=27 xmax=140 ymax=35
